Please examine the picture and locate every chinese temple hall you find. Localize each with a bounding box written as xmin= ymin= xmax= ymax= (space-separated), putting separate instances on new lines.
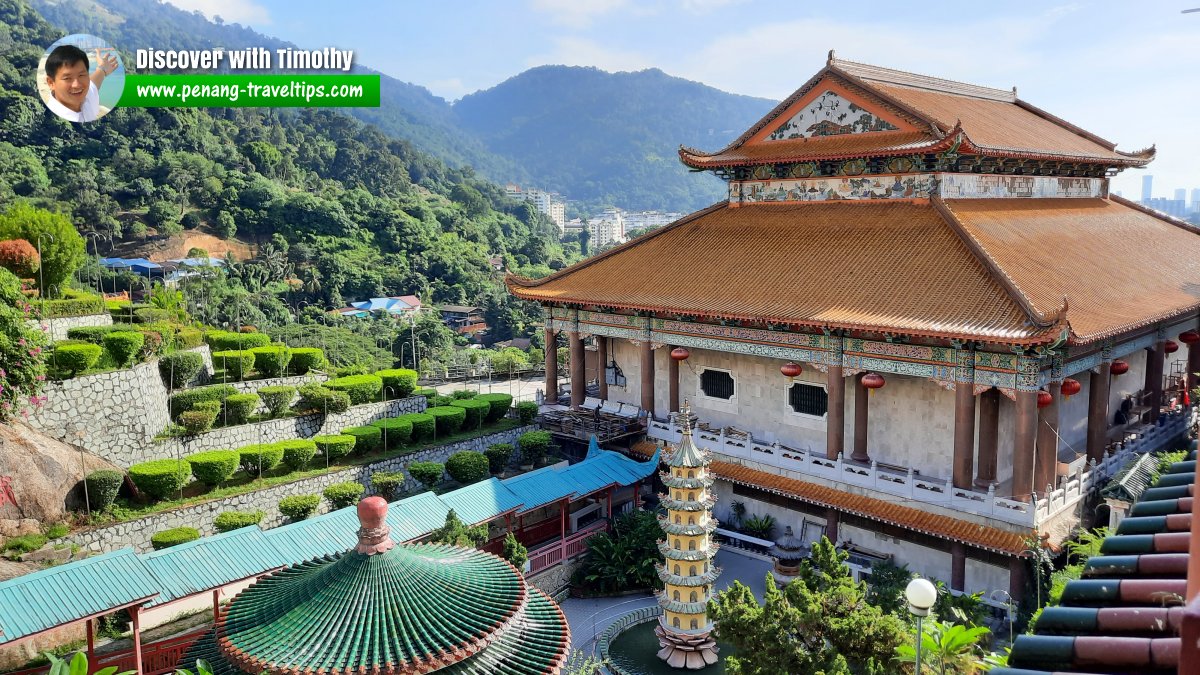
xmin=509 ymin=54 xmax=1200 ymax=599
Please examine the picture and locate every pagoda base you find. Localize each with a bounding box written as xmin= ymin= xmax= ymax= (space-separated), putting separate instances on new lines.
xmin=770 ymin=569 xmax=799 ymax=587
xmin=655 ymin=623 xmax=719 ymax=670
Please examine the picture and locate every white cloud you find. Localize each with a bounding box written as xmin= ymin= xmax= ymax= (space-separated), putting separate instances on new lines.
xmin=161 ymin=0 xmax=270 ymax=25
xmin=428 ymin=77 xmax=470 ymax=101
xmin=678 ymin=0 xmax=749 ymax=13
xmin=528 ymin=0 xmax=629 ymax=27
xmin=526 ymin=36 xmax=653 ymax=73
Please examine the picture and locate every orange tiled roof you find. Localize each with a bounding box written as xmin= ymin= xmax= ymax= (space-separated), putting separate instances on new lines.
xmin=685 ymin=130 xmax=941 ymax=165
xmin=943 ymin=197 xmax=1200 ymax=343
xmin=629 ymin=442 xmax=1028 ymax=556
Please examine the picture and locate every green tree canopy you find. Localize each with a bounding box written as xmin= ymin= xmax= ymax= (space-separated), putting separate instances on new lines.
xmin=0 ymin=202 xmax=84 ymax=298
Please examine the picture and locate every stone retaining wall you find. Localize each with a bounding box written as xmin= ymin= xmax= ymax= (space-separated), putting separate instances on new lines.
xmin=28 ymin=313 xmax=112 ymax=342
xmin=527 ymin=559 xmax=582 ymax=597
xmin=59 ymin=425 xmax=536 ymax=553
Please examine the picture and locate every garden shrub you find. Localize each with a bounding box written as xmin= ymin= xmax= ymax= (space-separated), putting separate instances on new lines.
xmin=503 ymin=532 xmax=528 ymax=571
xmin=212 ymin=350 xmax=255 ymax=380
xmin=187 ymin=450 xmax=239 ymax=486
xmin=323 ymin=481 xmax=365 ymax=509
xmin=376 ymin=368 xmax=418 ymax=398
xmin=407 ymin=461 xmax=444 ymax=490
xmin=314 ymin=434 xmax=356 ymax=460
xmin=102 ymin=331 xmax=145 ymax=367
xmin=239 ymin=443 xmax=284 ymax=475
xmin=0 ymin=239 xmax=38 ymax=277
xmin=169 ymin=384 xmax=235 ymax=417
xmin=34 ymin=295 xmax=106 ymax=319
xmin=518 ymin=431 xmax=553 ymax=467
xmin=175 ymin=327 xmax=203 ymax=349
xmin=84 ymin=470 xmax=123 ymax=511
xmin=45 ymin=523 xmax=69 ymax=539
xmin=475 ymin=393 xmax=514 ymax=423
xmin=516 ymin=401 xmax=539 ymax=424
xmin=446 ymin=451 xmax=489 ymax=485
xmin=134 ymin=307 xmax=172 ymax=324
xmin=279 ymin=494 xmax=321 ymax=521
xmin=66 ymin=325 xmax=116 ymax=344
xmin=135 ymin=323 xmax=174 ymax=358
xmin=279 ymin=439 xmax=318 ymax=470
xmin=258 ymin=385 xmax=296 ymax=417
xmin=207 ymin=330 xmax=271 ymax=351
xmin=484 ymin=443 xmax=515 ymax=474
xmin=53 ymin=343 xmax=101 ymax=376
xmin=400 ymin=413 xmax=436 ymax=441
xmin=296 ymin=383 xmax=350 ymax=414
xmin=426 ymin=406 xmax=466 ymax=435
xmin=412 ymin=387 xmax=436 ymax=399
xmin=429 ymin=395 xmax=455 ymax=407
xmin=3 ymin=534 xmax=48 ymax=554
xmin=128 ymin=459 xmax=191 ymax=500
xmin=450 ymin=399 xmax=490 ymax=429
xmin=371 ymin=417 xmax=413 ymax=449
xmin=159 ymin=351 xmax=203 ymax=388
xmin=0 ymin=268 xmax=46 ymax=422
xmin=288 ymin=347 xmax=326 ymax=375
xmin=214 ymin=510 xmax=264 ymax=533
xmin=342 ymin=425 xmax=382 ymax=455
xmin=371 ymin=471 xmax=405 ymax=501
xmin=178 ymin=407 xmax=218 ymax=434
xmin=250 ymin=346 xmax=292 ymax=378
xmin=451 ymin=389 xmax=477 ymax=400
xmin=326 ymin=374 xmax=383 ymax=405
xmin=150 ymin=527 xmax=199 ymax=551
xmin=223 ymin=393 xmax=260 ymax=425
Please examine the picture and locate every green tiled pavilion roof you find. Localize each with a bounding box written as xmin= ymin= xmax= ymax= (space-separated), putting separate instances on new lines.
xmin=665 ymin=405 xmax=707 ymax=469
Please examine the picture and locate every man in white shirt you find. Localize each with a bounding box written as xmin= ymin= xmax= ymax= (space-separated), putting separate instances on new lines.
xmin=43 ymin=44 xmax=118 ymax=123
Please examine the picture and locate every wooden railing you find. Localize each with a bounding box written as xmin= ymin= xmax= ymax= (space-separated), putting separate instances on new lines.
xmin=527 ymin=520 xmax=609 ymax=574
xmin=7 ymin=628 xmax=208 ymax=675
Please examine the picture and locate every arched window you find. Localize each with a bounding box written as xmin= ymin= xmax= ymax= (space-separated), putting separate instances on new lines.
xmin=688 ymin=516 xmax=695 ymax=525
xmin=673 ymin=590 xmax=680 ymax=601
xmin=689 ymin=565 xmax=696 ymax=576
xmin=690 ymin=619 xmax=699 ymax=630
xmin=674 ymin=538 xmax=681 ymax=549
xmin=673 ymin=617 xmax=681 ymax=628
xmin=702 ymin=563 xmax=708 ymax=573
xmin=690 ymin=591 xmax=698 ymax=602
xmin=688 ymin=492 xmax=695 ymax=501
xmin=675 ymin=514 xmax=681 ymax=524
xmin=689 ymin=540 xmax=696 ymax=551
xmin=674 ymin=564 xmax=680 ymax=575
xmin=688 ymin=470 xmax=694 ymax=478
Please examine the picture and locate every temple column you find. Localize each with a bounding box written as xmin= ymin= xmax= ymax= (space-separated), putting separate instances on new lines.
xmin=86 ymin=619 xmax=95 ymax=670
xmin=953 ymin=384 xmax=977 ymax=490
xmin=1145 ymin=340 xmax=1165 ymax=423
xmin=1012 ymin=389 xmax=1038 ymax=502
xmin=544 ymin=326 xmax=557 ymax=404
xmin=825 ymin=508 xmax=839 ymax=545
xmin=826 ymin=366 xmax=845 ymax=460
xmin=950 ymin=542 xmax=966 ymax=592
xmin=975 ymin=388 xmax=1000 ymax=488
xmin=1087 ymin=363 xmax=1111 ymax=463
xmin=130 ymin=605 xmax=144 ymax=675
xmin=668 ymin=346 xmax=680 ymax=412
xmin=569 ymin=330 xmax=584 ymax=409
xmin=212 ymin=589 xmax=221 ymax=621
xmin=852 ymin=373 xmax=870 ymax=463
xmin=1035 ymin=381 xmax=1060 ymax=497
xmin=640 ymin=339 xmax=655 ymax=415
xmin=597 ymin=336 xmax=609 ymax=400
xmin=1008 ymin=557 xmax=1027 ymax=599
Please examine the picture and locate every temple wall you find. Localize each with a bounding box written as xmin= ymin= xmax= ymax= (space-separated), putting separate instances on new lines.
xmin=842 ymin=522 xmax=956 ymax=588
xmin=966 ymin=559 xmax=1012 ymax=598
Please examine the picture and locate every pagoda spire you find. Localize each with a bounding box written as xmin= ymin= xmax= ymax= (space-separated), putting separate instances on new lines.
xmin=655 ymin=401 xmax=721 ymax=669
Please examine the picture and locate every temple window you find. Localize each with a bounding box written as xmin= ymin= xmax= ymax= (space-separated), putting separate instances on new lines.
xmin=688 ymin=492 xmax=695 ymax=501
xmin=688 ymin=516 xmax=695 ymax=525
xmin=675 ymin=538 xmax=681 ymax=549
xmin=688 ymin=470 xmax=695 ymax=478
xmin=689 ymin=540 xmax=696 ymax=550
xmin=690 ymin=591 xmax=698 ymax=602
xmin=675 ymin=514 xmax=681 ymax=524
xmin=700 ymin=369 xmax=735 ymax=400
xmin=789 ymin=382 xmax=829 ymax=417
xmin=690 ymin=565 xmax=696 ymax=575
xmin=674 ymin=564 xmax=680 ymax=575
xmin=690 ymin=619 xmax=699 ymax=629
xmin=673 ymin=617 xmax=681 ymax=628
xmin=673 ymin=590 xmax=680 ymax=601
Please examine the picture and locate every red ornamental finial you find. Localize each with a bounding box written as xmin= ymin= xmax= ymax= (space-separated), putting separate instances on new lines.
xmin=356 ymin=496 xmax=395 ymax=554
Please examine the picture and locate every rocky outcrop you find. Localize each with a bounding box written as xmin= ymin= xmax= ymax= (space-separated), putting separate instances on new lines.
xmin=0 ymin=422 xmax=121 ymax=527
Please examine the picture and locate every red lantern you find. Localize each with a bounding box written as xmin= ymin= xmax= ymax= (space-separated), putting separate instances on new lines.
xmin=670 ymin=347 xmax=690 ymax=361
xmin=1060 ymin=378 xmax=1081 ymax=400
xmin=1109 ymin=360 xmax=1129 ymax=376
xmin=780 ymin=362 xmax=802 ymax=381
xmin=1180 ymin=330 xmax=1200 ymax=345
xmin=861 ymin=372 xmax=885 ymax=395
xmin=1037 ymin=390 xmax=1053 ymax=408
xmin=1165 ymin=340 xmax=1179 ymax=354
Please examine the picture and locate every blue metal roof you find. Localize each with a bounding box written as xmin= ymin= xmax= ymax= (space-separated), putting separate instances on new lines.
xmin=141 ymin=528 xmax=284 ymax=607
xmin=167 ymin=257 xmax=225 ymax=267
xmin=389 ymin=491 xmax=451 ymax=541
xmin=261 ymin=506 xmax=361 ymax=564
xmin=504 ymin=465 xmax=578 ymax=512
xmin=349 ymin=297 xmax=416 ymax=314
xmin=0 ymin=549 xmax=160 ymax=644
xmin=438 ymin=478 xmax=524 ymax=526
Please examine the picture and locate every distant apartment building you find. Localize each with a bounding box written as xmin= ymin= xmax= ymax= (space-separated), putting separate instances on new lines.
xmin=505 ymin=183 xmax=567 ymax=231
xmin=1192 ymin=189 xmax=1200 ymax=213
xmin=1143 ymin=197 xmax=1188 ymax=219
xmin=1142 ymin=174 xmax=1153 ymax=201
xmin=623 ymin=210 xmax=683 ymax=230
xmin=588 ymin=217 xmax=625 ymax=248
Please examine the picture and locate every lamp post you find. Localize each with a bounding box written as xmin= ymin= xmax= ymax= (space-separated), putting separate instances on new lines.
xmin=906 ymin=577 xmax=937 ymax=674
xmin=35 ymin=232 xmax=55 ymax=308
xmin=989 ymin=589 xmax=1015 ymax=646
xmin=85 ymin=232 xmax=111 ymax=297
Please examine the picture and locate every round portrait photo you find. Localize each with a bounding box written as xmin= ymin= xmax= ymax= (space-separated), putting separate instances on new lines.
xmin=37 ymin=34 xmax=125 ymax=123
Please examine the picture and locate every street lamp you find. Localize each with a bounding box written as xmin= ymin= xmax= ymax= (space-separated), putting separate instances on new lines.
xmin=906 ymin=577 xmax=937 ymax=674
xmin=36 ymin=232 xmax=55 ymax=306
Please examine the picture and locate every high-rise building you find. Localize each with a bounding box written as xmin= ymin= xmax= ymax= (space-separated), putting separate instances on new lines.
xmin=1174 ymin=188 xmax=1186 ymax=203
xmin=1191 ymin=188 xmax=1200 ymax=210
xmin=505 ymin=183 xmax=567 ymax=232
xmin=1142 ymin=174 xmax=1153 ymax=201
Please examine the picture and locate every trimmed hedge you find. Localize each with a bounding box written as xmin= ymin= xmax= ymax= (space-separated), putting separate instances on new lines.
xmin=128 ymin=459 xmax=191 ymax=500
xmin=206 ymin=330 xmax=271 ymax=352
xmin=279 ymin=494 xmax=320 ymax=521
xmin=376 ymin=369 xmax=418 ymax=398
xmin=446 ymin=451 xmax=489 ymax=485
xmin=412 ymin=387 xmax=437 ymax=399
xmin=407 ymin=461 xmax=444 ymax=490
xmin=484 ymin=443 xmax=515 ymax=474
xmin=170 ymin=384 xmax=235 ymax=417
xmin=150 ymin=527 xmax=199 ymax=551
xmin=258 ymin=385 xmax=296 ymax=418
xmin=239 ymin=443 xmax=284 ymax=475
xmin=426 ymin=406 xmax=466 ymax=435
xmin=175 ymin=328 xmax=204 ymax=349
xmin=187 ymin=450 xmax=239 ymax=486
xmin=323 ymin=481 xmax=365 ymax=509
xmin=278 ymin=439 xmax=318 ymax=470
xmin=518 ymin=430 xmax=553 ymax=467
xmin=429 ymin=395 xmax=455 ymax=408
xmin=516 ymin=401 xmax=539 ymax=424
xmin=53 ymin=343 xmax=101 ymax=375
xmin=314 ymin=434 xmax=356 ymax=460
xmin=288 ymin=347 xmax=325 ymax=375
xmin=475 ymin=393 xmax=514 ymax=423
xmin=297 ymin=384 xmax=350 ymax=414
xmin=84 ymin=470 xmax=123 ymax=511
xmin=371 ymin=471 xmax=405 ymax=501
xmin=451 ymin=390 xmax=477 ymax=400
xmin=178 ymin=406 xmax=219 ymax=435
xmin=371 ymin=417 xmax=413 ymax=449
xmin=326 ymin=374 xmax=383 ymax=405
xmin=342 ymin=425 xmax=382 ymax=455
xmin=214 ymin=510 xmax=264 ymax=533
xmin=223 ymin=393 xmax=260 ymax=425
xmin=34 ymin=294 xmax=106 ymax=318
xmin=134 ymin=307 xmax=172 ymax=324
xmin=450 ymin=398 xmax=490 ymax=429
xmin=212 ymin=350 xmax=255 ymax=380
xmin=250 ymin=346 xmax=292 ymax=378
xmin=159 ymin=351 xmax=204 ymax=388
xmin=401 ymin=413 xmax=436 ymax=441
xmin=66 ymin=325 xmax=116 ymax=344
xmin=103 ymin=331 xmax=145 ymax=367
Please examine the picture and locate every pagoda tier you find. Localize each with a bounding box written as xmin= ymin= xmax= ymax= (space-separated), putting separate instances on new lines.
xmin=658 ymin=515 xmax=718 ymax=537
xmin=657 ymin=563 xmax=722 ymax=587
xmin=658 ymin=540 xmax=720 ymax=561
xmin=660 ymin=494 xmax=717 ymax=511
xmin=661 ymin=473 xmax=715 ymax=490
xmin=657 ymin=593 xmax=715 ymax=615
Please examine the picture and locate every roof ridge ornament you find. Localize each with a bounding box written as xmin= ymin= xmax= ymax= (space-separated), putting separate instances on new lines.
xmin=355 ymin=496 xmax=395 ymax=555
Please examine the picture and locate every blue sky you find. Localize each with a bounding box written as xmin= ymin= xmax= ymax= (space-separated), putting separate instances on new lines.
xmin=165 ymin=0 xmax=1200 ymax=200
